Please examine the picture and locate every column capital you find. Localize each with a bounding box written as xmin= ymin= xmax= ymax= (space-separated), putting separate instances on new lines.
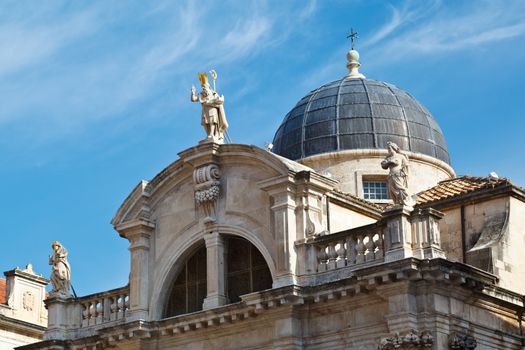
xmin=115 ymin=219 xmax=155 ymax=239
xmin=115 ymin=219 xmax=155 ymax=250
xmin=204 ymin=231 xmax=223 ymax=247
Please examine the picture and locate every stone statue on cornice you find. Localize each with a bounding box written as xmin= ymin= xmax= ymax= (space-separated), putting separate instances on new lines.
xmin=191 ymin=70 xmax=229 ymax=143
xmin=49 ymin=241 xmax=71 ymax=297
xmin=381 ymin=141 xmax=415 ymax=207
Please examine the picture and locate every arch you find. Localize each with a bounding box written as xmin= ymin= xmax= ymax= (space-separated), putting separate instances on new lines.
xmin=149 ymin=229 xmax=205 ymax=320
xmin=150 ymin=223 xmax=277 ymax=321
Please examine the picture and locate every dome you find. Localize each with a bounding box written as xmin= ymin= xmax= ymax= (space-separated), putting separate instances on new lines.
xmin=272 ymin=78 xmax=450 ymax=164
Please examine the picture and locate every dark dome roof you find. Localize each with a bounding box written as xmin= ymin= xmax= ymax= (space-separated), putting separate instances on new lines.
xmin=272 ymin=78 xmax=450 ymax=164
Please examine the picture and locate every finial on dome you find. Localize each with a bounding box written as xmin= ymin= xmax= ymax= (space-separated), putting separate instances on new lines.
xmin=345 ymin=29 xmax=365 ymax=79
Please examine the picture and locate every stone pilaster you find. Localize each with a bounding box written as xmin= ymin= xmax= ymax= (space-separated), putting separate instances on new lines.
xmin=258 ymin=171 xmax=336 ymax=288
xmin=116 ymin=219 xmax=155 ymax=321
xmin=202 ymin=231 xmax=228 ymax=309
xmin=268 ymin=186 xmax=298 ymax=288
xmin=377 ymin=282 xmax=419 ymax=335
xmin=272 ymin=307 xmax=303 ymax=350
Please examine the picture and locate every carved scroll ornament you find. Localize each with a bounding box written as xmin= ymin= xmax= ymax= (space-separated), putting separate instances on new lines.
xmin=193 ymin=164 xmax=221 ymax=223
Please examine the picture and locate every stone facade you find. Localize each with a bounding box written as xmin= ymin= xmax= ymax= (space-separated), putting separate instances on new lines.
xmin=0 ymin=265 xmax=48 ymax=350
xmin=17 ymin=142 xmax=525 ymax=350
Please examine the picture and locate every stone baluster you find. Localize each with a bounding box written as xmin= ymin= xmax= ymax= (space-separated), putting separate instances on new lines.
xmin=336 ymin=240 xmax=347 ymax=268
xmin=317 ymin=245 xmax=328 ymax=272
xmin=97 ymin=300 xmax=104 ymax=324
xmin=109 ymin=297 xmax=117 ymax=321
xmin=355 ymin=236 xmax=366 ymax=264
xmin=364 ymin=234 xmax=376 ymax=262
xmin=326 ymin=242 xmax=338 ymax=270
xmin=374 ymin=232 xmax=384 ymax=259
xmin=82 ymin=302 xmax=89 ymax=327
xmin=346 ymin=236 xmax=357 ymax=265
xmin=103 ymin=297 xmax=112 ymax=323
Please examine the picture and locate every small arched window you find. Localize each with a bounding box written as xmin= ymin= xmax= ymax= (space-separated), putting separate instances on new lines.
xmin=165 ymin=245 xmax=206 ymax=317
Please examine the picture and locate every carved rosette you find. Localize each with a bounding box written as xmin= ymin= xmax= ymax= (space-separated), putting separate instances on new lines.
xmin=380 ymin=329 xmax=433 ymax=349
xmin=449 ymin=332 xmax=477 ymax=349
xmin=193 ymin=164 xmax=221 ymax=223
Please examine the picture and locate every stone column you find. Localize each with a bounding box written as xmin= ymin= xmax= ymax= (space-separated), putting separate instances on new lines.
xmin=118 ymin=220 xmax=155 ymax=321
xmin=383 ymin=206 xmax=414 ymax=262
xmin=202 ymin=231 xmax=228 ymax=309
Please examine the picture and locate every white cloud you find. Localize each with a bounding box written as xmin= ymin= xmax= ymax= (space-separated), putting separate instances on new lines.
xmin=218 ymin=18 xmax=271 ymax=62
xmin=298 ymin=0 xmax=317 ymax=20
xmin=366 ymin=0 xmax=525 ymax=64
xmin=0 ymin=1 xmax=325 ymax=144
xmin=0 ymin=8 xmax=98 ymax=78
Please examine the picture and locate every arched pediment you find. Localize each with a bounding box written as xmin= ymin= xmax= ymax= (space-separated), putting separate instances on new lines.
xmin=111 ymin=143 xmax=314 ymax=230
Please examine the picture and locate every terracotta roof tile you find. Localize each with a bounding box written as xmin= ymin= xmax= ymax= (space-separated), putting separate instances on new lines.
xmin=0 ymin=278 xmax=6 ymax=304
xmin=416 ymin=176 xmax=510 ymax=205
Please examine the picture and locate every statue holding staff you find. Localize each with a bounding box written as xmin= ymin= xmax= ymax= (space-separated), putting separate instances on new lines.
xmin=49 ymin=241 xmax=71 ymax=297
xmin=191 ymin=70 xmax=229 ymax=142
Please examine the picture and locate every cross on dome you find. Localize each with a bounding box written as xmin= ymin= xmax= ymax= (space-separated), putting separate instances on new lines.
xmin=345 ymin=28 xmax=365 ymax=79
xmin=346 ymin=28 xmax=359 ymax=50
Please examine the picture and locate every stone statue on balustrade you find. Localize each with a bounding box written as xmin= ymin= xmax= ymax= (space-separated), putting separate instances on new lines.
xmin=381 ymin=141 xmax=415 ymax=207
xmin=49 ymin=241 xmax=71 ymax=297
xmin=191 ymin=70 xmax=229 ymax=143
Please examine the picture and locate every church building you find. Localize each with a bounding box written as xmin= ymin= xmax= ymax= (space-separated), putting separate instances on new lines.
xmin=18 ymin=47 xmax=525 ymax=349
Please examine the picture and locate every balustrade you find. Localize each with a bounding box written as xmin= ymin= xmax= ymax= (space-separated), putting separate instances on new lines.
xmin=313 ymin=225 xmax=385 ymax=273
xmin=79 ymin=286 xmax=129 ymax=328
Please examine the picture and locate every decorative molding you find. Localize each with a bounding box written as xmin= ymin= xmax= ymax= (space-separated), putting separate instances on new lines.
xmin=449 ymin=332 xmax=477 ymax=349
xmin=22 ymin=291 xmax=34 ymax=311
xmin=380 ymin=329 xmax=433 ymax=349
xmin=193 ymin=164 xmax=221 ymax=223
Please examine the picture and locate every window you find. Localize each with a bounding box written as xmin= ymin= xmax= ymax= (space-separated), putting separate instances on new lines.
xmin=226 ymin=237 xmax=273 ymax=303
xmin=363 ymin=181 xmax=389 ymax=200
xmin=165 ymin=236 xmax=273 ymax=317
xmin=165 ymin=245 xmax=207 ymax=317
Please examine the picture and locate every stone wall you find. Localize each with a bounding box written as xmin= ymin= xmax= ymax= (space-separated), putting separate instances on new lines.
xmin=299 ymin=149 xmax=454 ymax=197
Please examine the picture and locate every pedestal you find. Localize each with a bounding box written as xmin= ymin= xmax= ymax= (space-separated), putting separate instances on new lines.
xmin=44 ymin=294 xmax=71 ymax=340
xmin=383 ymin=205 xmax=414 ymax=262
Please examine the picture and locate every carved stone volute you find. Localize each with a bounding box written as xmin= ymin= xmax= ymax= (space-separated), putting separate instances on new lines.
xmin=194 ymin=163 xmax=221 ymax=223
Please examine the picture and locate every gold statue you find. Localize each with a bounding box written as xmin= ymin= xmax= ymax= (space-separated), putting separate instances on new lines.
xmin=191 ymin=70 xmax=228 ymax=142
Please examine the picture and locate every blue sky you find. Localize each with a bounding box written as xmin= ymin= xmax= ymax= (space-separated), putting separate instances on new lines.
xmin=1 ymin=0 xmax=524 ymax=296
